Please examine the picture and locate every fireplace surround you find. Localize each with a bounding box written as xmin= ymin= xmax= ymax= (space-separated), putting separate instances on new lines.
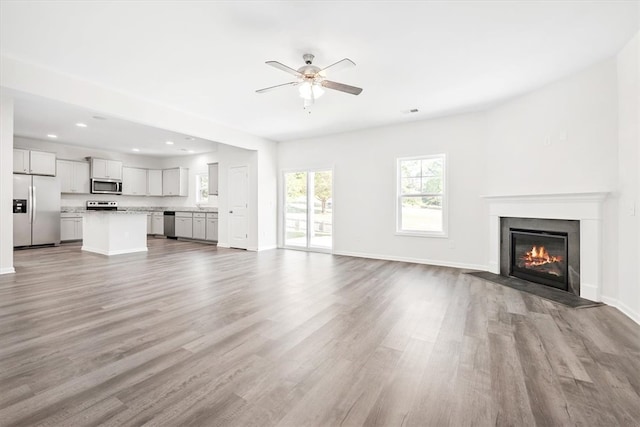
xmin=484 ymin=192 xmax=608 ymax=301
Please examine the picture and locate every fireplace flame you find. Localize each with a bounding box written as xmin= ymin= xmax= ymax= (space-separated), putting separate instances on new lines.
xmin=522 ymin=245 xmax=563 ymax=267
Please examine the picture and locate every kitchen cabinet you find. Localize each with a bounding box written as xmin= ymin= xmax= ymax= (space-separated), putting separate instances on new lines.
xmin=193 ymin=213 xmax=206 ymax=240
xmin=122 ymin=167 xmax=148 ymax=196
xmin=175 ymin=212 xmax=193 ymax=238
xmin=91 ymin=158 xmax=123 ymax=180
xmin=57 ymin=160 xmax=90 ymax=194
xmin=60 ymin=213 xmax=83 ymax=241
xmin=208 ymin=163 xmax=219 ymax=195
xmin=14 ymin=149 xmax=56 ymax=176
xmin=147 ymin=169 xmax=163 ymax=196
xmin=162 ymin=167 xmax=189 ymax=196
xmin=151 ymin=212 xmax=164 ymax=235
xmin=13 ymin=149 xmax=29 ymax=173
xmin=206 ymin=212 xmax=218 ymax=241
xmin=30 ymin=151 xmax=57 ymax=176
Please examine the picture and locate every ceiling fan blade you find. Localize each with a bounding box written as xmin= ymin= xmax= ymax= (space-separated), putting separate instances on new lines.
xmin=265 ymin=61 xmax=303 ymax=77
xmin=255 ymin=81 xmax=299 ymax=94
xmin=321 ymin=80 xmax=363 ymax=95
xmin=319 ymin=58 xmax=356 ymax=74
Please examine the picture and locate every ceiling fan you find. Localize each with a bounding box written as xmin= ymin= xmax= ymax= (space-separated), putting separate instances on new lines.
xmin=256 ymin=53 xmax=363 ymax=109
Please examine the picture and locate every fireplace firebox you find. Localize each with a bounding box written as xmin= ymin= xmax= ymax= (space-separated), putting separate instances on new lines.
xmin=510 ymin=229 xmax=568 ymax=291
xmin=500 ymin=217 xmax=580 ymax=296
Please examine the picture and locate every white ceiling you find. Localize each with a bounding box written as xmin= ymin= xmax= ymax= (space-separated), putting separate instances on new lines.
xmin=11 ymin=92 xmax=218 ymax=157
xmin=1 ymin=1 xmax=639 ymax=143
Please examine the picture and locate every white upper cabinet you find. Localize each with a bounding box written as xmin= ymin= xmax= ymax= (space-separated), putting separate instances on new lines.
xmin=147 ymin=169 xmax=163 ymax=196
xmin=208 ymin=163 xmax=219 ymax=195
xmin=91 ymin=158 xmax=123 ymax=180
xmin=122 ymin=167 xmax=148 ymax=196
xmin=57 ymin=160 xmax=90 ymax=193
xmin=30 ymin=151 xmax=56 ymax=176
xmin=14 ymin=149 xmax=56 ymax=176
xmin=162 ymin=167 xmax=189 ymax=196
xmin=13 ymin=149 xmax=29 ymax=174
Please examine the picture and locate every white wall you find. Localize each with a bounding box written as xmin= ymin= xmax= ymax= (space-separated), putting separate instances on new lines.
xmin=615 ymin=31 xmax=640 ymax=323
xmin=278 ymin=113 xmax=489 ymax=270
xmin=485 ymin=59 xmax=618 ymax=195
xmin=257 ymin=142 xmax=278 ymax=250
xmin=0 ymin=91 xmax=15 ymax=274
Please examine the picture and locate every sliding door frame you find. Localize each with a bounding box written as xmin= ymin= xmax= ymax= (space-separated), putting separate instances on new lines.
xmin=281 ymin=167 xmax=334 ymax=253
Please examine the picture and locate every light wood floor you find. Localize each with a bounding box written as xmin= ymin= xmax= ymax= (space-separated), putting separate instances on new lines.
xmin=0 ymin=238 xmax=639 ymax=426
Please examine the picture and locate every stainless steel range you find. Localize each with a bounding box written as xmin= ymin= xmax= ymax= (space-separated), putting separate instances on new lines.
xmin=86 ymin=200 xmax=118 ymax=211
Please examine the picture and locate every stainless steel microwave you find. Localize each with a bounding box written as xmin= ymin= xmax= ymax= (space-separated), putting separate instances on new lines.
xmin=91 ymin=178 xmax=122 ymax=195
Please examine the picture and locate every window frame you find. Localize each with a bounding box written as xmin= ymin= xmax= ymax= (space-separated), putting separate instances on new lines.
xmin=396 ymin=153 xmax=448 ymax=238
xmin=195 ymin=172 xmax=209 ymax=205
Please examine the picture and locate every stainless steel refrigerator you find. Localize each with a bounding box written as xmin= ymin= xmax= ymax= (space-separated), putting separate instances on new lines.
xmin=13 ymin=174 xmax=61 ymax=247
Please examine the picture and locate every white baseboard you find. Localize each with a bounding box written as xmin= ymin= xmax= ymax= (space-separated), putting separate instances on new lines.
xmin=331 ymin=250 xmax=488 ymax=271
xmin=601 ymin=296 xmax=640 ymax=326
xmin=82 ymin=246 xmax=148 ymax=256
xmin=257 ymin=245 xmax=277 ymax=252
xmin=0 ymin=267 xmax=15 ymax=275
xmin=216 ymin=243 xmax=230 ymax=248
xmin=579 ymin=282 xmax=600 ymax=302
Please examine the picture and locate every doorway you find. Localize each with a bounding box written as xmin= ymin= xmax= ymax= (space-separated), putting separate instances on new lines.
xmin=283 ymin=170 xmax=333 ymax=251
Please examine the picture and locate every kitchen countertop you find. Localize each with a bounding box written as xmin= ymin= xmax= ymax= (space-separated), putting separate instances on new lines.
xmin=61 ymin=206 xmax=219 ymax=213
xmin=83 ymin=210 xmax=148 ymax=215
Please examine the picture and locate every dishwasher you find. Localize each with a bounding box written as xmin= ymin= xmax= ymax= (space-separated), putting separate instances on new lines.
xmin=163 ymin=211 xmax=176 ymax=239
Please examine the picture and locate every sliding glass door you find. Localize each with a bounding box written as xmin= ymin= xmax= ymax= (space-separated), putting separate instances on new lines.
xmin=284 ymin=170 xmax=332 ymax=251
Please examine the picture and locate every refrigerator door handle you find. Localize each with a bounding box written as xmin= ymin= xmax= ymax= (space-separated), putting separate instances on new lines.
xmin=32 ymin=185 xmax=36 ymax=224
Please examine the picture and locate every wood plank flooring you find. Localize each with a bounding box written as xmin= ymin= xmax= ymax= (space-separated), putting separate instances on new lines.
xmin=0 ymin=238 xmax=639 ymax=426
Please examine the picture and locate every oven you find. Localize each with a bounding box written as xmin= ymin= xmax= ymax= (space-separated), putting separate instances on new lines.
xmin=86 ymin=200 xmax=118 ymax=211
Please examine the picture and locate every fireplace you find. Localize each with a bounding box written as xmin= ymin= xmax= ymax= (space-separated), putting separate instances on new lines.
xmin=500 ymin=217 xmax=580 ymax=295
xmin=510 ymin=229 xmax=568 ymax=290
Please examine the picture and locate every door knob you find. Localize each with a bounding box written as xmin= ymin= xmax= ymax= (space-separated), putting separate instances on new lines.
xmin=229 ymin=210 xmax=233 ymax=214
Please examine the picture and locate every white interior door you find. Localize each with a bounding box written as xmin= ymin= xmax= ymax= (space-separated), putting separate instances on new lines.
xmin=229 ymin=165 xmax=248 ymax=249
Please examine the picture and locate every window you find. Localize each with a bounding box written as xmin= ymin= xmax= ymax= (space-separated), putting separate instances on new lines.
xmin=397 ymin=154 xmax=446 ymax=235
xmin=196 ymin=173 xmax=209 ymax=204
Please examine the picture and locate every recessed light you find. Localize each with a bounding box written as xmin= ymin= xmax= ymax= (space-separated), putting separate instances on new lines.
xmin=92 ymin=115 xmax=107 ymax=120
xmin=76 ymin=122 xmax=87 ymax=128
xmin=165 ymin=141 xmax=174 ymax=145
xmin=132 ymin=148 xmax=140 ymax=152
xmin=47 ymin=134 xmax=57 ymax=138
xmin=188 ymin=150 xmax=195 ymax=154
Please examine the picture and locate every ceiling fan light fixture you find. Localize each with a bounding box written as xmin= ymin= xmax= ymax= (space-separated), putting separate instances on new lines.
xmin=298 ymin=81 xmax=325 ymax=100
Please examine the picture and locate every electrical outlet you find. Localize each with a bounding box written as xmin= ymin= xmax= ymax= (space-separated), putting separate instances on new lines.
xmin=543 ymin=136 xmax=552 ymax=147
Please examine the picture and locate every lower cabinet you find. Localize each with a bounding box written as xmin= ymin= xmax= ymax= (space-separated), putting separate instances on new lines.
xmin=175 ymin=212 xmax=193 ymax=238
xmin=147 ymin=213 xmax=152 ymax=234
xmin=61 ymin=214 xmax=83 ymax=241
xmin=151 ymin=212 xmax=164 ymax=235
xmin=206 ymin=213 xmax=218 ymax=241
xmin=193 ymin=213 xmax=206 ymax=240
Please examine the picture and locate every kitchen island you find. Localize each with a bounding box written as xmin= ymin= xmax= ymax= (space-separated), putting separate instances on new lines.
xmin=82 ymin=211 xmax=148 ymax=256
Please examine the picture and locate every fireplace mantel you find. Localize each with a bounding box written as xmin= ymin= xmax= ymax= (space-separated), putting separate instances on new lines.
xmin=483 ymin=192 xmax=610 ymax=301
